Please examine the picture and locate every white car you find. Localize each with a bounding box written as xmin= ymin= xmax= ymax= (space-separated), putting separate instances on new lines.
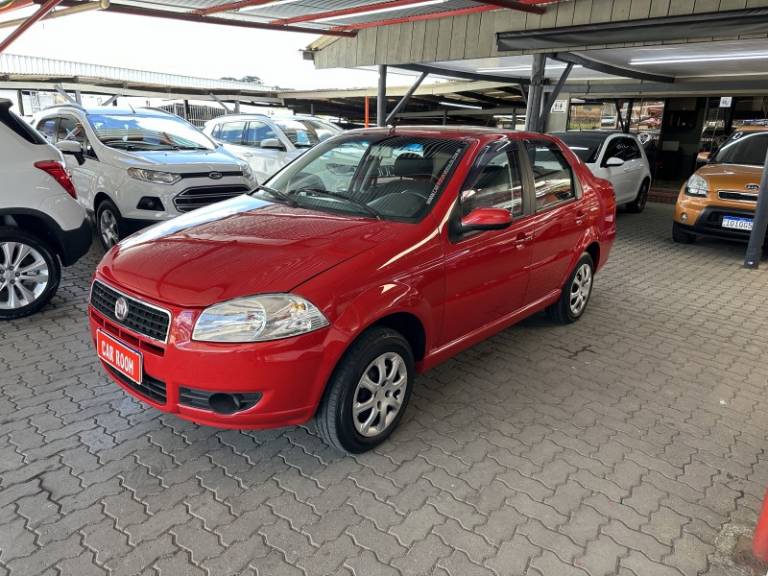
xmin=552 ymin=131 xmax=652 ymax=213
xmin=34 ymin=105 xmax=256 ymax=249
xmin=0 ymin=99 xmax=91 ymax=319
xmin=203 ymin=114 xmax=342 ymax=183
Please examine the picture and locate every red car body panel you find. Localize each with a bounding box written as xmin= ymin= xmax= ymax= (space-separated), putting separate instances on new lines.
xmin=89 ymin=128 xmax=616 ymax=429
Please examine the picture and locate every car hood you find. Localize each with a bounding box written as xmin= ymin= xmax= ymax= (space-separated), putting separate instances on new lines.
xmin=110 ymin=147 xmax=244 ymax=173
xmin=697 ymin=163 xmax=763 ymax=191
xmin=98 ymin=195 xmax=400 ymax=308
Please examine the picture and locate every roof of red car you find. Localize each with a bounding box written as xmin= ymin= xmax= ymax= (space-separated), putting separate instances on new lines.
xmin=345 ymin=125 xmax=554 ymax=142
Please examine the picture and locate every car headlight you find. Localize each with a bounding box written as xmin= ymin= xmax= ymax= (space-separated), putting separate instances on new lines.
xmin=192 ymin=294 xmax=329 ymax=343
xmin=239 ymin=163 xmax=254 ymax=181
xmin=685 ymin=174 xmax=709 ymax=197
xmin=127 ymin=167 xmax=182 ymax=185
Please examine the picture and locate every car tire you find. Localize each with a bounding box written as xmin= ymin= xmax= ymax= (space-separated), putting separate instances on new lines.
xmin=0 ymin=226 xmax=61 ymax=320
xmin=547 ymin=253 xmax=594 ymax=325
xmin=672 ymin=222 xmax=696 ymax=244
xmin=96 ymin=198 xmax=122 ymax=251
xmin=626 ymin=179 xmax=649 ymax=213
xmin=316 ymin=326 xmax=415 ymax=454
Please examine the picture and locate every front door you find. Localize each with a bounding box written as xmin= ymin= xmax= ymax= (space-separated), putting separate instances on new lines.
xmin=440 ymin=141 xmax=534 ymax=346
xmin=524 ymin=139 xmax=588 ymax=303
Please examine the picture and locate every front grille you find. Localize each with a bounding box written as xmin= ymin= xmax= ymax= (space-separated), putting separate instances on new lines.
xmin=106 ymin=365 xmax=167 ymax=404
xmin=718 ymin=190 xmax=758 ymax=203
xmin=173 ymin=185 xmax=250 ymax=213
xmin=179 ymin=387 xmax=262 ymax=412
xmin=90 ymin=281 xmax=171 ymax=343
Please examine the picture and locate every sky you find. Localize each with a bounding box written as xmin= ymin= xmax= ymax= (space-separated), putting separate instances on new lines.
xmin=0 ymin=10 xmax=419 ymax=90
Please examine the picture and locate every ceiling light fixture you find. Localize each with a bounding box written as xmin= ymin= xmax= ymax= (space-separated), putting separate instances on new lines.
xmin=439 ymin=100 xmax=482 ymax=110
xmin=631 ymin=52 xmax=768 ymax=65
xmin=313 ymin=0 xmax=448 ymax=22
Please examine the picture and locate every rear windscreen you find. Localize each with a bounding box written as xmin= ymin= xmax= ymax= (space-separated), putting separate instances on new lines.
xmin=0 ymin=105 xmax=47 ymax=145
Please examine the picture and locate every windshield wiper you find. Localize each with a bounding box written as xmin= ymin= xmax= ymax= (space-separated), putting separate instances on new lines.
xmin=252 ymin=184 xmax=298 ymax=207
xmin=295 ymin=187 xmax=381 ymax=220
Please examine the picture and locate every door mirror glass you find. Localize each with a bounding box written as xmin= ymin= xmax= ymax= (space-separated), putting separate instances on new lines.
xmin=605 ymin=156 xmax=625 ymax=167
xmin=460 ymin=207 xmax=513 ymax=233
xmin=261 ymin=138 xmax=285 ymax=150
xmin=55 ymin=140 xmax=85 ymax=165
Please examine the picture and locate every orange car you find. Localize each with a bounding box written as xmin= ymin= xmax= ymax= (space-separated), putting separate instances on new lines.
xmin=674 ymin=130 xmax=767 ymax=244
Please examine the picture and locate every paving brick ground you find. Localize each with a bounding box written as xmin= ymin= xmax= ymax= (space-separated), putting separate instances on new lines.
xmin=1 ymin=202 xmax=768 ymax=576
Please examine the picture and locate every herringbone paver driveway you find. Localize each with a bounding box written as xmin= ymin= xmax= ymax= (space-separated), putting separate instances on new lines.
xmin=1 ymin=203 xmax=767 ymax=576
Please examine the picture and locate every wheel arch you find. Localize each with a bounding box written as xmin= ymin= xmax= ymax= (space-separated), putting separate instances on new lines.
xmin=0 ymin=209 xmax=63 ymax=260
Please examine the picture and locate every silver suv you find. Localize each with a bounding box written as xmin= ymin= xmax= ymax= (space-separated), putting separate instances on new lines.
xmin=203 ymin=115 xmax=342 ymax=183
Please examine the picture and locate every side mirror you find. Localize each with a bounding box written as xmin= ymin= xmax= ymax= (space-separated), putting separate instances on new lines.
xmin=55 ymin=140 xmax=85 ymax=165
xmin=604 ymin=157 xmax=625 ymax=168
xmin=460 ymin=207 xmax=513 ymax=233
xmin=261 ymin=138 xmax=285 ymax=150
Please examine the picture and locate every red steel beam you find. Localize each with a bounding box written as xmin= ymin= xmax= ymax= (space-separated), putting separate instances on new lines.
xmin=193 ymin=0 xmax=276 ymax=16
xmin=273 ymin=0 xmax=547 ymax=26
xmin=0 ymin=0 xmax=63 ymax=53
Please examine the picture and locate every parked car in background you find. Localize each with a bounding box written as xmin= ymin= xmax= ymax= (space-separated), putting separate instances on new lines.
xmin=88 ymin=126 xmax=616 ymax=453
xmin=203 ymin=114 xmax=342 ymax=182
xmin=673 ymin=129 xmax=768 ymax=244
xmin=552 ymin=131 xmax=651 ymax=213
xmin=0 ymin=99 xmax=91 ymax=319
xmin=34 ymin=105 xmax=256 ymax=250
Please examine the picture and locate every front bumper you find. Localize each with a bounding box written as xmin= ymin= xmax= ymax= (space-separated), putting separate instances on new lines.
xmin=88 ymin=288 xmax=334 ymax=429
xmin=674 ymin=189 xmax=761 ymax=242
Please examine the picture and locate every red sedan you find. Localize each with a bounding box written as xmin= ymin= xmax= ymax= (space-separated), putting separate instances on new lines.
xmin=88 ymin=127 xmax=616 ymax=453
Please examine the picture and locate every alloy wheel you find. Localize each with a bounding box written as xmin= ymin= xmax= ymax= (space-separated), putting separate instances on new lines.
xmin=100 ymin=209 xmax=119 ymax=248
xmin=352 ymin=352 xmax=408 ymax=438
xmin=569 ymin=263 xmax=593 ymax=316
xmin=0 ymin=241 xmax=50 ymax=310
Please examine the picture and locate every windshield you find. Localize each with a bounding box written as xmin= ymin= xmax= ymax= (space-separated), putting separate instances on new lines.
xmin=88 ymin=113 xmax=216 ymax=151
xmin=551 ymin=132 xmax=606 ymax=163
xmin=258 ymin=134 xmax=466 ymax=222
xmin=714 ymin=132 xmax=768 ymax=165
xmin=274 ymin=119 xmax=320 ymax=148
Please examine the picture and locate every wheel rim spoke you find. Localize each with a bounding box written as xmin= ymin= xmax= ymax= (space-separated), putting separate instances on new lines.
xmin=352 ymin=351 xmax=409 ymax=438
xmin=0 ymin=241 xmax=50 ymax=310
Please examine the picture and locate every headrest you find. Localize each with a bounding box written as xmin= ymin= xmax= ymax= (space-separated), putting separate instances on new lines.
xmin=393 ymin=153 xmax=434 ymax=178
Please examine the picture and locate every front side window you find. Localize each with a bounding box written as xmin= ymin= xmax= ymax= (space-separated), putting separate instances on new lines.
xmin=622 ymin=138 xmax=642 ymax=160
xmin=261 ymin=135 xmax=465 ymax=222
xmin=243 ymin=121 xmax=279 ymax=147
xmin=217 ymin=121 xmax=246 ymax=144
xmin=526 ymin=140 xmax=575 ymax=212
xmin=88 ymin=113 xmax=217 ymax=151
xmin=57 ymin=117 xmax=86 ymax=147
xmin=274 ymin=119 xmax=319 ymax=148
xmin=460 ymin=146 xmax=523 ymax=218
xmin=714 ymin=132 xmax=768 ymax=166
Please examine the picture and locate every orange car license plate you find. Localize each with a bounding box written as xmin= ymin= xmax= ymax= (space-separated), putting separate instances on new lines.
xmin=97 ymin=330 xmax=142 ymax=384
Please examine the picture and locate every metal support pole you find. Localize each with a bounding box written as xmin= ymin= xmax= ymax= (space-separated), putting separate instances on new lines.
xmin=209 ymin=93 xmax=231 ymax=113
xmin=183 ymin=100 xmax=191 ymax=120
xmin=364 ymin=96 xmax=370 ymax=128
xmin=234 ymin=101 xmax=241 ymax=114
xmin=542 ymin=62 xmax=573 ymax=132
xmin=525 ymin=54 xmax=546 ymax=132
xmin=74 ymin=90 xmax=82 ymax=105
xmin=54 ymin=85 xmax=77 ymax=105
xmin=744 ymin=148 xmax=768 ymax=268
xmin=385 ymin=71 xmax=428 ymax=125
xmin=16 ymin=90 xmax=24 ymax=116
xmin=377 ymin=65 xmax=387 ymax=127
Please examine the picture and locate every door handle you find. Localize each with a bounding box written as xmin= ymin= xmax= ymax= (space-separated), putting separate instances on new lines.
xmin=514 ymin=232 xmax=533 ymax=248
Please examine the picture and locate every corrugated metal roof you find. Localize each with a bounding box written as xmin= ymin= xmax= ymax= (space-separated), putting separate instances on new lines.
xmin=0 ymin=53 xmax=276 ymax=91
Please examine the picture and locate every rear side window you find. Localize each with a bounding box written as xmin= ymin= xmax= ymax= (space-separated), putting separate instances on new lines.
xmin=1 ymin=107 xmax=47 ymax=145
xmin=715 ymin=133 xmax=768 ymax=166
xmin=37 ymin=118 xmax=57 ymax=143
xmin=525 ymin=140 xmax=575 ymax=212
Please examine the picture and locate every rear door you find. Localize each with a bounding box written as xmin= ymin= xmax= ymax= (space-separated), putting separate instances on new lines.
xmin=523 ymin=139 xmax=588 ymax=303
xmin=440 ymin=140 xmax=535 ymax=345
xmin=618 ymin=137 xmax=646 ymax=201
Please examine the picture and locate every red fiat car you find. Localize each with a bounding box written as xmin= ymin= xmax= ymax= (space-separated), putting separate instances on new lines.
xmin=89 ymin=127 xmax=616 ymax=453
